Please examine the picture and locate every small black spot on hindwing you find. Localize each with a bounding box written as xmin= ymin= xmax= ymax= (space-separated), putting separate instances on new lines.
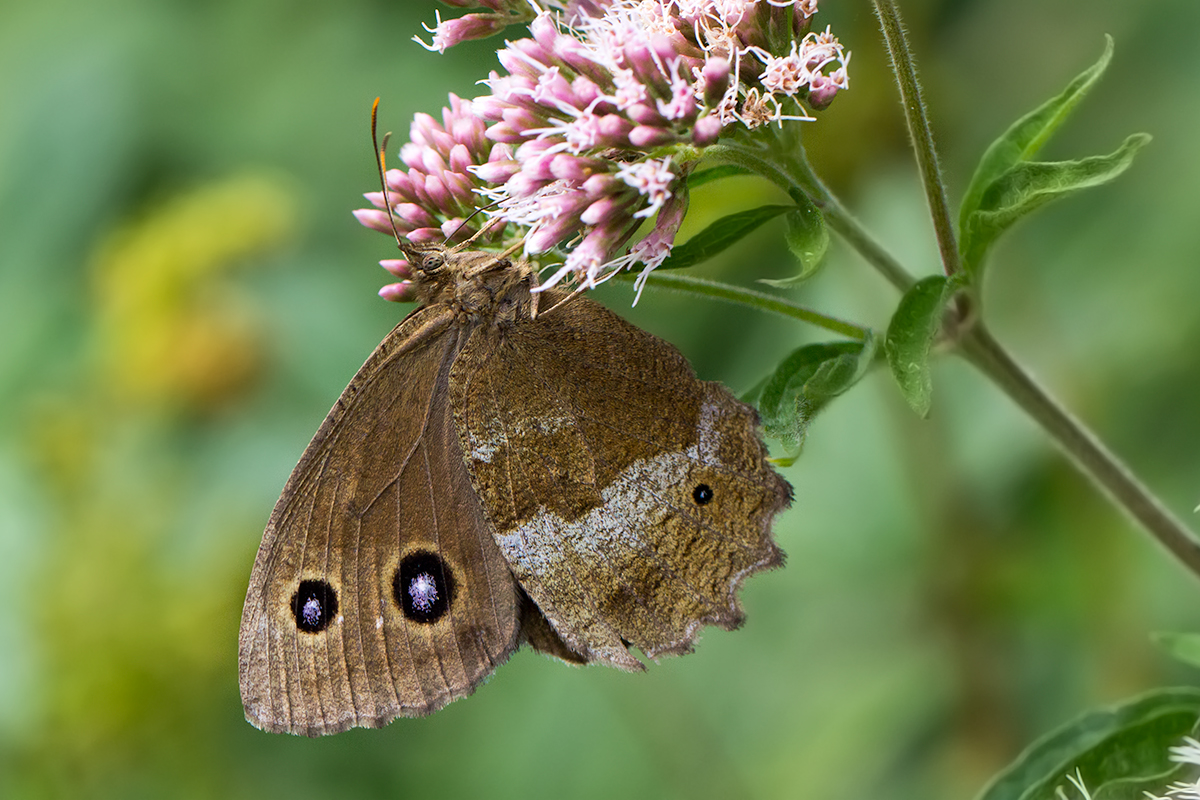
xmin=693 ymin=483 xmax=714 ymax=505
xmin=394 ymin=551 xmax=456 ymax=624
xmin=291 ymin=580 xmax=338 ymax=633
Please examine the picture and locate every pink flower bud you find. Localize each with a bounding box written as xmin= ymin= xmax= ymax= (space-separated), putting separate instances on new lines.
xmin=448 ymin=143 xmax=474 ymax=175
xmin=650 ymin=32 xmax=700 ymax=65
xmin=701 ymin=58 xmax=730 ymax=107
xmin=444 ymin=172 xmax=477 ymax=206
xmin=472 ymin=93 xmax=508 ymax=122
xmin=394 ymin=203 xmax=438 ymax=229
xmin=532 ymin=67 xmax=573 ymax=106
xmin=550 ymin=153 xmax=597 ymax=182
xmin=629 ymin=125 xmax=677 ymax=148
xmin=520 ymin=152 xmax=558 ymax=182
xmin=472 ymin=160 xmax=520 ymax=183
xmin=496 ymin=48 xmax=536 ymax=79
xmin=504 ymin=171 xmax=546 ymax=199
xmin=794 ymin=1 xmax=818 ymax=35
xmin=514 ymin=137 xmax=555 ymax=161
xmin=626 ymin=103 xmax=666 ymax=127
xmin=623 ymin=41 xmax=666 ymax=93
xmin=385 ymin=169 xmax=417 ymax=201
xmin=510 ymin=38 xmax=554 ymax=72
xmin=441 ymin=218 xmax=474 ymax=241
xmin=529 ymin=12 xmax=559 ymax=51
xmin=807 ymin=71 xmax=845 ymax=110
xmin=380 ymin=259 xmax=412 ymax=278
xmin=407 ymin=227 xmax=444 ymax=243
xmin=526 ymin=213 xmax=579 ymax=253
xmin=501 ymin=105 xmax=543 ymax=132
xmin=430 ymin=14 xmax=508 ymax=52
xmin=410 ymin=113 xmax=456 ymax=154
xmin=597 ymin=114 xmax=635 ymax=143
xmin=446 ymin=93 xmax=471 ymax=116
xmin=692 ymin=114 xmax=723 ymax=146
xmin=353 ymin=208 xmax=396 ymax=234
xmin=572 ymin=227 xmax=618 ymax=269
xmin=449 ymin=118 xmax=487 ymax=152
xmin=488 ymin=142 xmax=515 ymax=161
xmin=582 ymin=173 xmax=618 ymax=197
xmin=423 ymin=174 xmax=453 ymax=211
xmin=580 ymin=196 xmax=626 ymax=226
xmin=401 ymin=141 xmax=445 ymax=173
xmin=571 ymin=76 xmax=604 ymax=110
xmin=379 ymin=281 xmax=418 ymax=302
xmin=485 ymin=122 xmax=524 ymax=143
xmin=408 ymin=176 xmax=432 ymax=210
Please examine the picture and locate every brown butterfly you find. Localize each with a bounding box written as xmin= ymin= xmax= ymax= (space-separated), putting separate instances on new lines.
xmin=238 ymin=107 xmax=792 ymax=736
xmin=236 ymin=241 xmax=792 ymax=735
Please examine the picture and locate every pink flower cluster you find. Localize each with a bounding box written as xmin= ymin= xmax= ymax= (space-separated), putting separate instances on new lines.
xmin=357 ymin=0 xmax=850 ymax=302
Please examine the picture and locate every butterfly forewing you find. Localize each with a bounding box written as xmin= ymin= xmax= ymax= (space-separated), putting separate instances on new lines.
xmin=239 ymin=308 xmax=521 ymax=736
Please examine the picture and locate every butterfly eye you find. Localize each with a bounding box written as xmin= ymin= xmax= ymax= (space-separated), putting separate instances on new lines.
xmin=692 ymin=483 xmax=714 ymax=505
xmin=394 ymin=552 xmax=456 ymax=623
xmin=291 ymin=579 xmax=338 ymax=633
xmin=419 ymin=253 xmax=446 ymax=274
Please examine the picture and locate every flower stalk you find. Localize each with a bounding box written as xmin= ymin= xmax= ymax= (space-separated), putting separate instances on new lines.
xmin=613 ymin=270 xmax=872 ymax=341
xmin=872 ymin=0 xmax=961 ymax=280
xmin=959 ymin=325 xmax=1200 ymax=576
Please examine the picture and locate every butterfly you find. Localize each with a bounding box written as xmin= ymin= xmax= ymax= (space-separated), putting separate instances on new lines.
xmin=238 ymin=105 xmax=791 ymax=735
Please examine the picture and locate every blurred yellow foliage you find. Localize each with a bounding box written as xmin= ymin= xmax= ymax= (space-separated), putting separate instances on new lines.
xmin=91 ymin=174 xmax=296 ymax=412
xmin=5 ymin=172 xmax=297 ymax=792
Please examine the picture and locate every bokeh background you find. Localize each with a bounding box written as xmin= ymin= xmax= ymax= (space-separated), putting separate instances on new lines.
xmin=2 ymin=0 xmax=1198 ymax=797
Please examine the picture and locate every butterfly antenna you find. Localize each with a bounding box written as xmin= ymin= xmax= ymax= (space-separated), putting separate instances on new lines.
xmin=445 ymin=199 xmax=504 ymax=249
xmin=497 ymin=238 xmax=524 ymax=261
xmin=371 ymin=98 xmax=409 ymax=255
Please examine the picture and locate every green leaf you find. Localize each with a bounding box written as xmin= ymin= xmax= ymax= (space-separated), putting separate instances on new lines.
xmin=960 ymin=134 xmax=1150 ymax=276
xmin=884 ymin=275 xmax=955 ymax=417
xmin=1153 ymin=632 xmax=1200 ymax=669
xmin=758 ymin=196 xmax=829 ymax=288
xmin=754 ymin=336 xmax=877 ymax=462
xmin=976 ymin=688 xmax=1200 ymax=800
xmin=687 ymin=164 xmax=753 ymax=189
xmin=959 ymin=36 xmax=1114 ymax=240
xmin=657 ymin=204 xmax=793 ymax=271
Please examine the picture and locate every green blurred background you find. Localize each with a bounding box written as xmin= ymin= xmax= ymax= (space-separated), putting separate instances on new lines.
xmin=2 ymin=0 xmax=1199 ymax=797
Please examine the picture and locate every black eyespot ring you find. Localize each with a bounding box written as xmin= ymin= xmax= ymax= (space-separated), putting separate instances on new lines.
xmin=394 ymin=552 xmax=456 ymax=624
xmin=693 ymin=484 xmax=714 ymax=505
xmin=291 ymin=579 xmax=338 ymax=633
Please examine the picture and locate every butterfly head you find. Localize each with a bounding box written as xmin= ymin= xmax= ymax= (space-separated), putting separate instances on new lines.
xmin=398 ymin=240 xmax=538 ymax=322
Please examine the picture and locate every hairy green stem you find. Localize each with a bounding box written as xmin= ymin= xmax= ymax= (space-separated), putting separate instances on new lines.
xmin=872 ymin=0 xmax=962 ymax=280
xmin=959 ymin=325 xmax=1200 ymax=577
xmin=612 ymin=271 xmax=871 ymax=341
